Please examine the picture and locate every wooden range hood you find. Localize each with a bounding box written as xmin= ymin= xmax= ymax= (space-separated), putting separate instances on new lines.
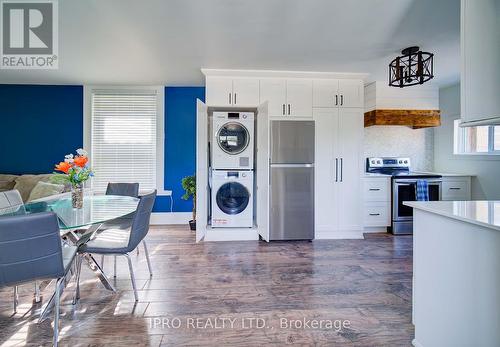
xmin=364 ymin=82 xmax=441 ymax=129
xmin=364 ymin=109 xmax=441 ymax=129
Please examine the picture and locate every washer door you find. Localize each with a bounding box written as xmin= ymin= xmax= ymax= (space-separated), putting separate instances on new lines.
xmin=216 ymin=122 xmax=250 ymax=155
xmin=216 ymin=182 xmax=250 ymax=215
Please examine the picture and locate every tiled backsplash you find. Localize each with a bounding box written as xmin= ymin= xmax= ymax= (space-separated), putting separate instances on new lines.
xmin=363 ymin=126 xmax=434 ymax=171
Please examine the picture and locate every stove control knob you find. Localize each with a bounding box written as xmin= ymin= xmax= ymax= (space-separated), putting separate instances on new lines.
xmin=398 ymin=160 xmax=402 ymax=164
xmin=404 ymin=160 xmax=408 ymax=164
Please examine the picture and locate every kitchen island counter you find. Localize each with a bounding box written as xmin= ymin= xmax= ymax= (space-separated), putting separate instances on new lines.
xmin=405 ymin=200 xmax=500 ymax=347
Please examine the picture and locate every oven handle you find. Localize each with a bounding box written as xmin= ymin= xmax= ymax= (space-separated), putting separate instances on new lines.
xmin=393 ymin=179 xmax=442 ymax=184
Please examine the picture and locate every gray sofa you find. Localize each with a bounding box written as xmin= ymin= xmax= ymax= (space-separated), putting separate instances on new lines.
xmin=0 ymin=174 xmax=71 ymax=203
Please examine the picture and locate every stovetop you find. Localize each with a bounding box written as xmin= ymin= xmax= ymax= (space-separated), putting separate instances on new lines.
xmin=366 ymin=157 xmax=442 ymax=179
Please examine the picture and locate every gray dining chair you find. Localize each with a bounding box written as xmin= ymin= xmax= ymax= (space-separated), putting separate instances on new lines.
xmin=0 ymin=189 xmax=23 ymax=209
xmin=100 ymin=182 xmax=140 ymax=276
xmin=0 ymin=212 xmax=77 ymax=347
xmin=106 ymin=182 xmax=139 ymax=198
xmin=75 ymin=190 xmax=156 ymax=302
xmin=0 ymin=189 xmax=42 ymax=304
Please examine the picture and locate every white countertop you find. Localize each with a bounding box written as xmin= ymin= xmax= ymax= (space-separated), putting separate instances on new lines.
xmin=418 ymin=171 xmax=473 ymax=177
xmin=404 ymin=201 xmax=500 ymax=231
xmin=362 ymin=172 xmax=472 ymax=178
xmin=362 ymin=173 xmax=391 ymax=178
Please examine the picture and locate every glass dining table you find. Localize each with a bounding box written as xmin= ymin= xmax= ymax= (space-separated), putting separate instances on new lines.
xmin=0 ymin=194 xmax=139 ymax=320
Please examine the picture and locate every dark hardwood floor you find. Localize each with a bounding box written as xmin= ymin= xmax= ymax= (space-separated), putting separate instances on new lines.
xmin=0 ymin=226 xmax=414 ymax=346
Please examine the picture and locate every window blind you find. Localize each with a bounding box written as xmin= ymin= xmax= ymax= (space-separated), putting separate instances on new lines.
xmin=91 ymin=90 xmax=158 ymax=193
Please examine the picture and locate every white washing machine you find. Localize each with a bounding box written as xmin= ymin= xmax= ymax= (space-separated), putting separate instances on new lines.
xmin=211 ymin=170 xmax=253 ymax=228
xmin=212 ymin=111 xmax=254 ymax=170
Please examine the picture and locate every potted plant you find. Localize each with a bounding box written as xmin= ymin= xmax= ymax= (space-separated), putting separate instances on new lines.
xmin=52 ymin=148 xmax=93 ymax=209
xmin=181 ymin=174 xmax=196 ymax=231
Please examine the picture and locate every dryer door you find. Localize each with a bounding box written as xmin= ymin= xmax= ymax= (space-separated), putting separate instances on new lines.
xmin=216 ymin=182 xmax=250 ymax=215
xmin=216 ymin=122 xmax=250 ymax=155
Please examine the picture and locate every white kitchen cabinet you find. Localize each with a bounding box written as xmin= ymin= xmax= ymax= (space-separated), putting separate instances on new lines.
xmin=285 ymin=79 xmax=313 ymax=117
xmin=206 ymin=77 xmax=233 ymax=106
xmin=232 ymin=78 xmax=260 ymax=106
xmin=337 ymin=108 xmax=363 ymax=230
xmin=314 ymin=107 xmax=363 ymax=234
xmin=441 ymin=176 xmax=471 ymax=201
xmin=363 ymin=202 xmax=390 ymax=227
xmin=313 ymin=80 xmax=338 ymax=108
xmin=206 ymin=77 xmax=259 ymax=106
xmin=460 ymin=0 xmax=500 ymax=126
xmin=362 ymin=177 xmax=391 ymax=227
xmin=338 ymin=80 xmax=364 ymax=108
xmin=313 ymin=79 xmax=363 ymax=108
xmin=314 ymin=108 xmax=338 ymax=232
xmin=260 ymin=79 xmax=312 ymax=117
xmin=259 ymin=79 xmax=287 ymax=116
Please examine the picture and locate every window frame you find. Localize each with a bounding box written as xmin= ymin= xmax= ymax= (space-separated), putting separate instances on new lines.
xmin=84 ymin=85 xmax=167 ymax=195
xmin=453 ymin=118 xmax=500 ymax=156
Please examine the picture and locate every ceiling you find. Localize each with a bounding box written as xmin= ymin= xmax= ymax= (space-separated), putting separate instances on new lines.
xmin=0 ymin=0 xmax=460 ymax=87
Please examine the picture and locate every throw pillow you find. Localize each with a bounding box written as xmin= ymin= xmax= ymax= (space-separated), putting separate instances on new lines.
xmin=14 ymin=174 xmax=54 ymax=202
xmin=0 ymin=174 xmax=18 ymax=192
xmin=28 ymin=181 xmax=65 ymax=202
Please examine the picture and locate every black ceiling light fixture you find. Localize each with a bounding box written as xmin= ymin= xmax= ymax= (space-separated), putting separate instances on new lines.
xmin=389 ymin=46 xmax=434 ymax=88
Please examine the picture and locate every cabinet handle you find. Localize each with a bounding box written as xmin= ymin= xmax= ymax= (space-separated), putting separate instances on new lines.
xmin=340 ymin=95 xmax=344 ymax=106
xmin=335 ymin=158 xmax=338 ymax=182
xmin=369 ymin=188 xmax=381 ymax=191
xmin=282 ymin=104 xmax=285 ymax=115
xmin=234 ymin=93 xmax=237 ymax=104
xmin=229 ymin=93 xmax=231 ymax=105
xmin=369 ymin=213 xmax=381 ymax=216
xmin=340 ymin=158 xmax=343 ymax=182
xmin=449 ymin=187 xmax=461 ymax=190
xmin=335 ymin=95 xmax=338 ymax=106
xmin=288 ymin=104 xmax=291 ymax=115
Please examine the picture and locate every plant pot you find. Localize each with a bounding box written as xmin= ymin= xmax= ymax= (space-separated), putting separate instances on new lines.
xmin=189 ymin=220 xmax=196 ymax=231
xmin=71 ymin=185 xmax=83 ymax=209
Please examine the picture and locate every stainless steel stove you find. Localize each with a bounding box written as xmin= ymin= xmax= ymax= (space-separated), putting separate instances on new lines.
xmin=366 ymin=157 xmax=442 ymax=235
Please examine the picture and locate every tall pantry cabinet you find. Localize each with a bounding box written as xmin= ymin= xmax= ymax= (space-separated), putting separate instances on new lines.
xmin=313 ymin=80 xmax=364 ymax=238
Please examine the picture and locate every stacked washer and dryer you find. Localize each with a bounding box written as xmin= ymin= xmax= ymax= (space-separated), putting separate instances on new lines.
xmin=211 ymin=111 xmax=255 ymax=228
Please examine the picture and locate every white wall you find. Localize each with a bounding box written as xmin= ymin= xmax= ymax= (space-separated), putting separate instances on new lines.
xmin=434 ymin=83 xmax=500 ymax=199
xmin=364 ymin=126 xmax=434 ymax=171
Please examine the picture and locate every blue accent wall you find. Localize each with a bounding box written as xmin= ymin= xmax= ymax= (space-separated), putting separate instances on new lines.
xmin=0 ymin=84 xmax=203 ymax=214
xmin=154 ymin=87 xmax=205 ymax=213
xmin=0 ymin=85 xmax=83 ymax=174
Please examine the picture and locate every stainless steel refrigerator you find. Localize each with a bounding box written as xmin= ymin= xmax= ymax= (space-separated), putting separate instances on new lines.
xmin=269 ymin=120 xmax=315 ymax=240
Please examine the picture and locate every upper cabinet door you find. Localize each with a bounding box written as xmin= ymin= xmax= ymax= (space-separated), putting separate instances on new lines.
xmin=206 ymin=77 xmax=233 ymax=106
xmin=461 ymin=0 xmax=500 ymax=125
xmin=338 ymin=80 xmax=364 ymax=108
xmin=313 ymin=80 xmax=339 ymax=107
xmin=232 ymin=78 xmax=259 ymax=106
xmin=260 ymin=79 xmax=287 ymax=116
xmin=286 ymin=79 xmax=313 ymax=117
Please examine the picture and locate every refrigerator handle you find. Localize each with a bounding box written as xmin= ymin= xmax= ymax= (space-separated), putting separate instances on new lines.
xmin=335 ymin=158 xmax=338 ymax=182
xmin=340 ymin=158 xmax=343 ymax=182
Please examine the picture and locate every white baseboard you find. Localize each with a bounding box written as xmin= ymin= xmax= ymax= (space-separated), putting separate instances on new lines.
xmin=363 ymin=226 xmax=389 ymax=233
xmin=150 ymin=212 xmax=191 ymax=225
xmin=315 ymin=230 xmax=364 ymax=239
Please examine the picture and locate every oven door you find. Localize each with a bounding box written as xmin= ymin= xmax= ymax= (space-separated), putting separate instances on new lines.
xmin=393 ymin=179 xmax=442 ymax=221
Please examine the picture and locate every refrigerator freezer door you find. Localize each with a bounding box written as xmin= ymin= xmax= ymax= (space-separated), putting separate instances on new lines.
xmin=270 ymin=121 xmax=315 ymax=164
xmin=270 ymin=166 xmax=314 ymax=240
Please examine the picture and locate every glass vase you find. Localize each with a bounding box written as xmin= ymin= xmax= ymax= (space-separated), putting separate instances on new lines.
xmin=71 ymin=184 xmax=83 ymax=209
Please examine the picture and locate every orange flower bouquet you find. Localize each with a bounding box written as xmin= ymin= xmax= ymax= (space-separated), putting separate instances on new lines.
xmin=52 ymin=148 xmax=93 ymax=208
